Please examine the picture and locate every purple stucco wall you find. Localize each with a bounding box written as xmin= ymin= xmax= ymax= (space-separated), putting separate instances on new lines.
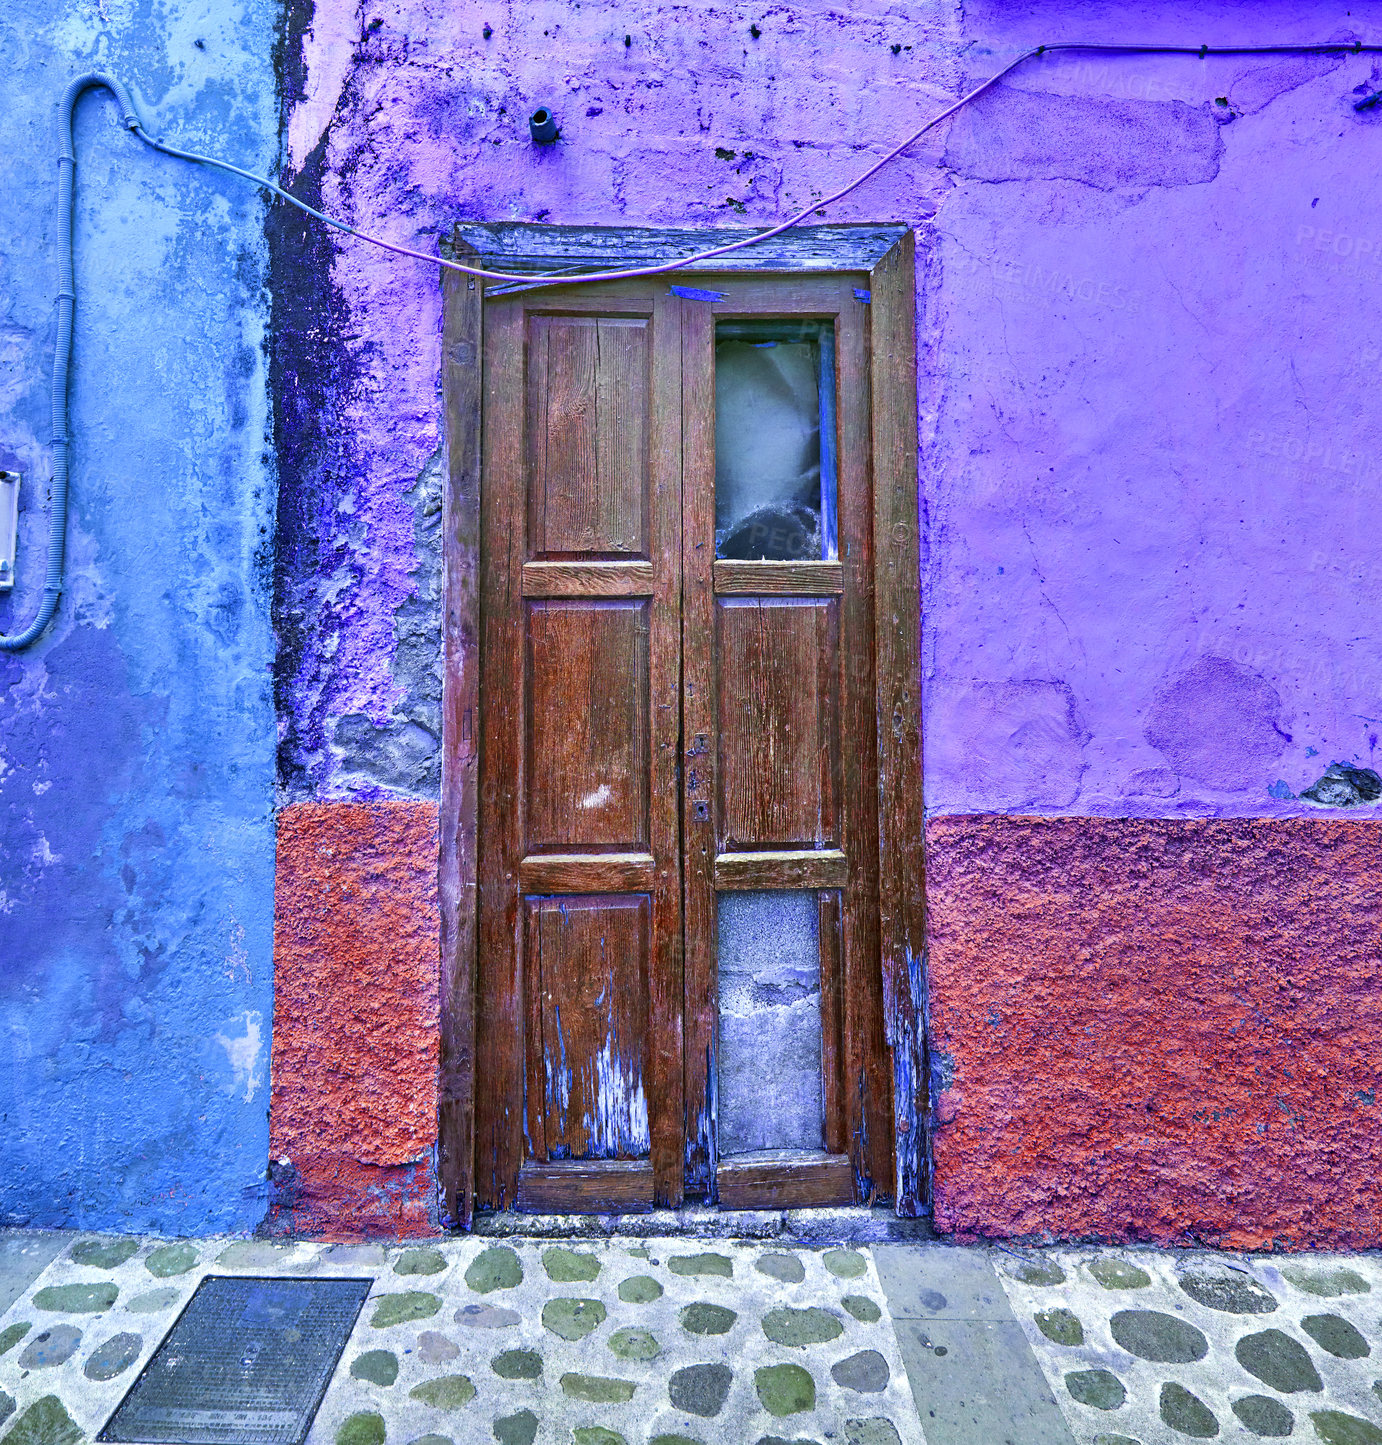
xmin=268 ymin=0 xmax=1382 ymax=1239
xmin=928 ymin=5 xmax=1382 ymax=818
xmin=275 ymin=0 xmax=1381 ymax=820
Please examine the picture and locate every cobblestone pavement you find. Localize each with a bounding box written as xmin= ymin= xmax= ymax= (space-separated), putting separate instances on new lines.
xmin=0 ymin=1233 xmax=922 ymax=1445
xmin=993 ymin=1244 xmax=1382 ymax=1444
xmin=2 ymin=1231 xmax=1381 ymax=1444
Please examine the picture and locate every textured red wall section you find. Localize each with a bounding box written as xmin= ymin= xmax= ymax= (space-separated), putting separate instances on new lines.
xmin=926 ymin=815 xmax=1382 ymax=1250
xmin=267 ymin=800 xmax=441 ymax=1239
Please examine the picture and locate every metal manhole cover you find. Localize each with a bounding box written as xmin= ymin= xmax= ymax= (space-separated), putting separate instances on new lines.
xmin=98 ymin=1274 xmax=373 ymax=1445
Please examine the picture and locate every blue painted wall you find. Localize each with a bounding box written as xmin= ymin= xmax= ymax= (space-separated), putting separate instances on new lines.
xmin=0 ymin=0 xmax=278 ymax=1232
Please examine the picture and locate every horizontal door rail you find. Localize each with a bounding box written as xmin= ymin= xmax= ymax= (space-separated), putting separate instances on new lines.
xmin=714 ymin=848 xmax=848 ymax=890
xmin=517 ymin=1160 xmax=655 ymax=1213
xmin=713 ymin=560 xmax=843 ymax=596
xmin=716 ymin=1150 xmax=854 ymax=1209
xmin=522 ymin=560 xmax=656 ymax=597
xmin=519 ymin=852 xmax=657 ymax=893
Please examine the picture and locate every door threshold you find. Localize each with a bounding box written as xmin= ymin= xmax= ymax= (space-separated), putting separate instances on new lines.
xmin=471 ymin=1203 xmax=934 ymax=1244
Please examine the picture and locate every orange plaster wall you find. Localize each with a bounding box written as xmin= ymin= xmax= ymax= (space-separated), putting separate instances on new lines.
xmin=267 ymin=799 xmax=441 ymax=1238
xmin=925 ymin=814 xmax=1382 ymax=1250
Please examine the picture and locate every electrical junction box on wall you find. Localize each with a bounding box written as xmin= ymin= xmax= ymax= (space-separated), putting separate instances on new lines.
xmin=0 ymin=471 xmax=17 ymax=590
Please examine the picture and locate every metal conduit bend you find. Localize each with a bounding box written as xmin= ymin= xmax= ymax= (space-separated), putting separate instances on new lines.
xmin=1 ymin=74 xmax=141 ymax=651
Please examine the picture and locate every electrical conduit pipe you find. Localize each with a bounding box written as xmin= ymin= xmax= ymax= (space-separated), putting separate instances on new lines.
xmin=0 ymin=74 xmax=142 ymax=651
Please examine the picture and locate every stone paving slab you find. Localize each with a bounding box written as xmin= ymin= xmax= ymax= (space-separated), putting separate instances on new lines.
xmin=874 ymin=1246 xmax=1014 ymax=1324
xmin=0 ymin=1234 xmax=66 ymax=1317
xmin=874 ymin=1245 xmax=1076 ymax=1445
xmin=994 ymin=1244 xmax=1382 ymax=1444
xmin=893 ymin=1318 xmax=1078 ymax=1445
xmin=0 ymin=1234 xmax=926 ymax=1445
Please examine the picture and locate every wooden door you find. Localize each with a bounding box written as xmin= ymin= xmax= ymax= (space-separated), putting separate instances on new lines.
xmin=476 ymin=284 xmax=685 ymax=1211
xmin=680 ymin=276 xmax=891 ymax=1208
xmin=473 ymin=269 xmax=900 ymax=1214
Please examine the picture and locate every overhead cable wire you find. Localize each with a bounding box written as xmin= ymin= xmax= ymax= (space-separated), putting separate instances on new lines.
xmin=128 ymin=40 xmax=1382 ymax=288
xmin=4 ymin=40 xmax=1380 ymax=648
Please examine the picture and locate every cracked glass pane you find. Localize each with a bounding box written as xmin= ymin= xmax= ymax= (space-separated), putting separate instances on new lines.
xmin=714 ymin=323 xmax=837 ymax=560
xmin=716 ymin=890 xmax=824 ymax=1155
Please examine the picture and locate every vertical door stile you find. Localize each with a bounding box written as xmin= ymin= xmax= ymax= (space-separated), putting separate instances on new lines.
xmin=818 ymin=889 xmax=846 ymax=1156
xmin=836 ymin=292 xmax=892 ymax=1200
xmin=679 ymin=297 xmax=718 ymax=1200
xmin=438 ymin=249 xmax=482 ymax=1230
xmin=649 ymin=288 xmax=686 ymax=1206
xmin=476 ymin=298 xmax=529 ymax=1209
xmin=870 ymin=232 xmax=927 ymax=1213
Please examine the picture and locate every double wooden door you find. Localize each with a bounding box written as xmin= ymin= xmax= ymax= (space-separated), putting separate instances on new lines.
xmin=474 ymin=272 xmax=895 ymax=1213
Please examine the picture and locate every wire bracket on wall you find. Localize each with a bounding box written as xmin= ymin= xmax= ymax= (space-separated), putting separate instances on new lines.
xmin=0 ymin=471 xmax=18 ymax=591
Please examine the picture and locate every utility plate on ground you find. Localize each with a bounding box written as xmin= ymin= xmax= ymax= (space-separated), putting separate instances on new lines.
xmin=98 ymin=1274 xmax=373 ymax=1445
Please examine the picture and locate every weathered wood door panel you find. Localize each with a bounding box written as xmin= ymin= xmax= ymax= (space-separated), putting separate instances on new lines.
xmin=525 ymin=599 xmax=651 ymax=851
xmin=525 ymin=892 xmax=652 ymax=1161
xmin=472 ymin=265 xmax=912 ymax=1216
xmin=477 ymin=286 xmax=683 ymax=1212
xmin=526 ymin=314 xmax=650 ymax=557
xmin=716 ymin=597 xmax=841 ymax=849
xmin=681 ymin=276 xmax=890 ymax=1209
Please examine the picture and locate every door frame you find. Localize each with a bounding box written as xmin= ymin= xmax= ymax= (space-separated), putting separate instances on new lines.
xmin=438 ymin=223 xmax=924 ymax=1229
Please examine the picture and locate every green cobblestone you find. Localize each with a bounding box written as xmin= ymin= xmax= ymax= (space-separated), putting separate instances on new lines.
xmin=371 ymin=1291 xmax=440 ymax=1327
xmin=409 ymin=1373 xmax=476 ymax=1408
xmin=394 ymin=1247 xmax=446 ymax=1276
xmin=144 ymin=1242 xmax=198 ymax=1277
xmin=33 ymin=1281 xmax=117 ymax=1312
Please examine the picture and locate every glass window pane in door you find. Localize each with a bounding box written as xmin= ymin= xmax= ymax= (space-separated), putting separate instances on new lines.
xmin=716 ymin=890 xmax=824 ymax=1155
xmin=714 ymin=322 xmax=837 ymax=560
